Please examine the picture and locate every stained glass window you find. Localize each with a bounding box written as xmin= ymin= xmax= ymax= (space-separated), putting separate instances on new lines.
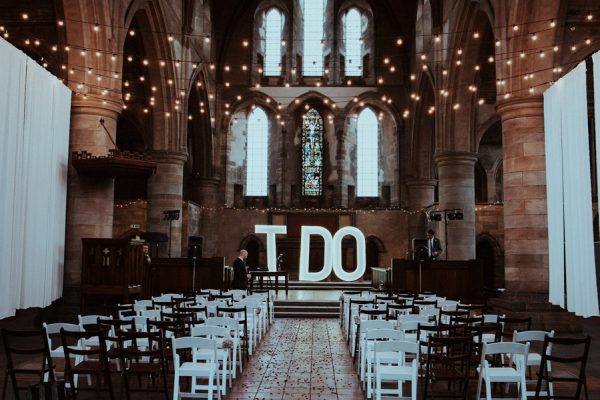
xmin=357 ymin=108 xmax=378 ymax=196
xmin=344 ymin=8 xmax=362 ymax=76
xmin=264 ymin=8 xmax=283 ymax=76
xmin=302 ymin=108 xmax=324 ymax=196
xmin=303 ymin=0 xmax=326 ymax=76
xmin=246 ymin=107 xmax=269 ymax=196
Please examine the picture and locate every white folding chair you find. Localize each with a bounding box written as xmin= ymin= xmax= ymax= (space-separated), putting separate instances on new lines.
xmin=205 ymin=317 xmax=243 ymax=377
xmin=512 ymin=329 xmax=555 ymax=397
xmin=363 ymin=329 xmax=405 ymax=399
xmin=42 ymin=323 xmax=82 ymax=383
xmin=374 ymin=340 xmax=419 ymax=400
xmin=191 ymin=325 xmax=233 ymax=395
xmin=358 ymin=320 xmax=395 ymax=382
xmin=476 ymin=341 xmax=529 ymax=400
xmin=172 ymin=336 xmax=220 ymax=400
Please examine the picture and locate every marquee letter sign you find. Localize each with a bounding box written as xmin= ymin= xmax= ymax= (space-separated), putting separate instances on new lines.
xmin=254 ymin=225 xmax=287 ymax=272
xmin=255 ymin=224 xmax=367 ymax=281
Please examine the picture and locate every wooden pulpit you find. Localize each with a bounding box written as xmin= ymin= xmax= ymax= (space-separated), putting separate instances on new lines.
xmin=80 ymin=238 xmax=145 ymax=312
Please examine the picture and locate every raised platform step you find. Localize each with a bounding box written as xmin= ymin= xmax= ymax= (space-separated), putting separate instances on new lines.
xmin=274 ymin=300 xmax=340 ymax=318
xmin=286 ymin=280 xmax=372 ymax=291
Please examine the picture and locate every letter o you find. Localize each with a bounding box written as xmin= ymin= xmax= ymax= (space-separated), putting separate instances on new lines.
xmin=332 ymin=227 xmax=366 ymax=281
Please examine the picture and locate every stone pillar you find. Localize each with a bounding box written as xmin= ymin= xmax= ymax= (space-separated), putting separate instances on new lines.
xmin=64 ymin=96 xmax=120 ymax=289
xmin=334 ymin=125 xmax=348 ymax=207
xmin=192 ymin=177 xmax=220 ymax=257
xmin=406 ymin=179 xmax=437 ymax=242
xmin=435 ymin=151 xmax=478 ymax=260
xmin=496 ymin=97 xmax=548 ymax=292
xmin=147 ymin=152 xmax=187 ymax=257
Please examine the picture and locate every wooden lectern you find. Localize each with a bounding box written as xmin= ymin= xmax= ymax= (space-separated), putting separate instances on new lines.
xmin=80 ymin=239 xmax=145 ymax=312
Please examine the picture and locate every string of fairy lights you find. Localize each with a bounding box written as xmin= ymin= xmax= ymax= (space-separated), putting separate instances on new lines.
xmin=0 ymin=9 xmax=597 ymax=122
xmin=114 ymin=198 xmax=504 ymax=214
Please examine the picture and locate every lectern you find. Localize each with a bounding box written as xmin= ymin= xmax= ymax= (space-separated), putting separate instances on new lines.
xmin=80 ymin=239 xmax=145 ymax=312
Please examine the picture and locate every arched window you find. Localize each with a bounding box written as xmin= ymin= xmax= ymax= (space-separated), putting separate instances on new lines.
xmin=344 ymin=8 xmax=362 ymax=76
xmin=246 ymin=107 xmax=269 ymax=196
xmin=264 ymin=8 xmax=283 ymax=76
xmin=302 ymin=108 xmax=324 ymax=196
xmin=357 ymin=108 xmax=378 ymax=197
xmin=303 ymin=0 xmax=326 ymax=76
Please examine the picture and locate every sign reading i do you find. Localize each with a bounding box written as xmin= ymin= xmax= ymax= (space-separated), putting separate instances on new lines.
xmin=254 ymin=225 xmax=366 ymax=282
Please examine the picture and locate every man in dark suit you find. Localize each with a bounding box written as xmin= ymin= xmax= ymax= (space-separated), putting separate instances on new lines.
xmin=426 ymin=229 xmax=442 ymax=260
xmin=232 ymin=249 xmax=249 ymax=289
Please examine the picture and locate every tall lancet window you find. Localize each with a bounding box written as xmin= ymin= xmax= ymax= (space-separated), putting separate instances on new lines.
xmin=344 ymin=8 xmax=362 ymax=76
xmin=265 ymin=8 xmax=283 ymax=76
xmin=246 ymin=107 xmax=269 ymax=196
xmin=303 ymin=0 xmax=326 ymax=76
xmin=357 ymin=108 xmax=378 ymax=197
xmin=302 ymin=108 xmax=324 ymax=196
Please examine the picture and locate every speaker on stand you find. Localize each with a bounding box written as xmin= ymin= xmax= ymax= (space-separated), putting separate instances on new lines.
xmin=412 ymin=239 xmax=429 ymax=292
xmin=188 ymin=241 xmax=202 ymax=291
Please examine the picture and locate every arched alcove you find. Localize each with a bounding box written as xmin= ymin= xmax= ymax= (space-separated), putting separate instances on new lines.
xmin=476 ymin=234 xmax=504 ymax=289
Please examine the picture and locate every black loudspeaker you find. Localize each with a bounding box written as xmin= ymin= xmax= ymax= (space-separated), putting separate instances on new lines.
xmin=412 ymin=238 xmax=429 ymax=263
xmin=188 ymin=236 xmax=203 ymax=261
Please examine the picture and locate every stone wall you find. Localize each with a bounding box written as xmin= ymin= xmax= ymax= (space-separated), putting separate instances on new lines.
xmin=195 ymin=209 xmax=409 ymax=273
xmin=113 ymin=202 xmax=148 ymax=238
xmin=475 ymin=204 xmax=505 ymax=287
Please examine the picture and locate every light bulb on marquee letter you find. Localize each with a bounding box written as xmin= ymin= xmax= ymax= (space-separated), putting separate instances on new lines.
xmin=299 ymin=226 xmax=333 ymax=281
xmin=332 ymin=227 xmax=366 ymax=281
xmin=254 ymin=225 xmax=286 ymax=272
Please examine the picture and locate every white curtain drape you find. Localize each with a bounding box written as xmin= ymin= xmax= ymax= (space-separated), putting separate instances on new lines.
xmin=593 ymin=51 xmax=600 ymax=256
xmin=0 ymin=38 xmax=71 ymax=319
xmin=543 ymin=78 xmax=565 ymax=308
xmin=543 ymin=61 xmax=599 ymax=317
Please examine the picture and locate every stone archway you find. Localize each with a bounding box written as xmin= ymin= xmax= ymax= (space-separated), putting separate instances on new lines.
xmin=240 ymin=234 xmax=266 ymax=269
xmin=476 ymin=234 xmax=504 ymax=289
xmin=365 ymin=235 xmax=386 ymax=280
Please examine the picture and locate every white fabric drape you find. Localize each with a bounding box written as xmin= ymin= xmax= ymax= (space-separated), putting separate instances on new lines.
xmin=561 ymin=62 xmax=598 ymax=318
xmin=544 ymin=61 xmax=599 ymax=317
xmin=593 ymin=52 xmax=600 ymax=255
xmin=0 ymin=38 xmax=71 ymax=319
xmin=543 ymin=79 xmax=565 ymax=308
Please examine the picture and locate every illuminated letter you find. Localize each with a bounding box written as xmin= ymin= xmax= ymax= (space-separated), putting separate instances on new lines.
xmin=299 ymin=226 xmax=333 ymax=281
xmin=332 ymin=226 xmax=366 ymax=281
xmin=255 ymin=225 xmax=287 ymax=272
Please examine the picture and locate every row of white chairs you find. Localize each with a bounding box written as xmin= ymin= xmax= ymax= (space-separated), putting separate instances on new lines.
xmin=344 ymin=293 xmax=554 ymax=400
xmin=42 ymin=290 xmax=274 ymax=399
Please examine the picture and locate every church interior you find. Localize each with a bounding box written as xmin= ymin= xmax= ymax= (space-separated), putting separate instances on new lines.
xmin=1 ymin=0 xmax=600 ymax=398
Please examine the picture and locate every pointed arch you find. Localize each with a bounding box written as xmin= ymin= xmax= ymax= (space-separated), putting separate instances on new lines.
xmin=338 ymin=0 xmax=374 ymax=82
xmin=303 ymin=0 xmax=327 ymax=76
xmin=265 ymin=8 xmax=284 ymax=76
xmin=247 ymin=107 xmax=270 ymax=196
xmin=357 ymin=108 xmax=379 ymax=197
xmin=301 ymin=108 xmax=325 ymax=196
xmin=344 ymin=8 xmax=362 ymax=76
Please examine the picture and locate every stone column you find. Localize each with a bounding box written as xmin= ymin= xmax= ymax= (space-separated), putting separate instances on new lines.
xmin=192 ymin=177 xmax=220 ymax=257
xmin=406 ymin=179 xmax=437 ymax=242
xmin=147 ymin=152 xmax=187 ymax=257
xmin=496 ymin=97 xmax=548 ymax=292
xmin=64 ymin=96 xmax=121 ymax=289
xmin=334 ymin=125 xmax=348 ymax=207
xmin=434 ymin=151 xmax=478 ymax=260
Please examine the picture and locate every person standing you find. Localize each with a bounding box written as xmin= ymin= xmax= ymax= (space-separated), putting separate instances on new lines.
xmin=426 ymin=229 xmax=442 ymax=260
xmin=232 ymin=249 xmax=249 ymax=289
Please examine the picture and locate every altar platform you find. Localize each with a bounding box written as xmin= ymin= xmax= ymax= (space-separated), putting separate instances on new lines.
xmin=272 ymin=281 xmax=372 ymax=318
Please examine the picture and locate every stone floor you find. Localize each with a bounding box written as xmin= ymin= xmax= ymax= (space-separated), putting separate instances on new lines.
xmin=228 ymin=319 xmax=362 ymax=400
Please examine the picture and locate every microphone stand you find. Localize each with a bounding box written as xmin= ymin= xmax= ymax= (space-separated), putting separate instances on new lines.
xmin=192 ymin=258 xmax=197 ymax=292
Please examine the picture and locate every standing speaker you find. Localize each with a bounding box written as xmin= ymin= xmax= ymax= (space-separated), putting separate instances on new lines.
xmin=412 ymin=238 xmax=429 ymax=263
xmin=188 ymin=236 xmax=203 ymax=261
